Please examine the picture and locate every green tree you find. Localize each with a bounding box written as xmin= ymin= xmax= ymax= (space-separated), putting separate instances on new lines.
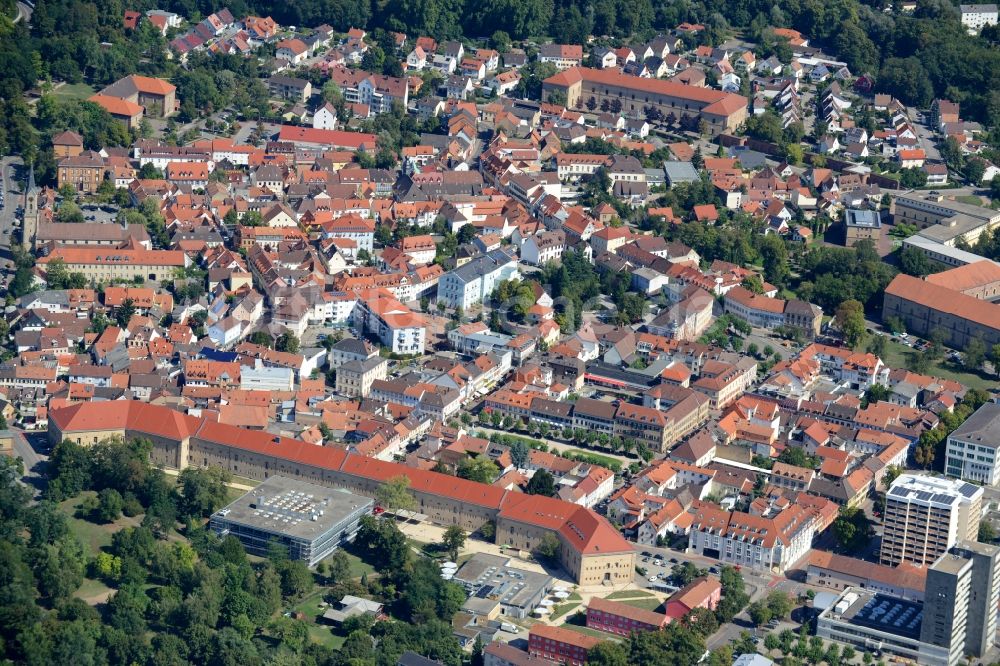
xmin=835 ymin=299 xmax=867 ymax=348
xmin=457 ymin=455 xmax=499 ymax=484
xmin=442 ymin=525 xmax=466 ymax=561
xmin=114 ymin=298 xmax=136 ymax=328
xmin=587 ymin=641 xmax=629 ymax=666
xmin=833 ymin=506 xmax=872 ymax=552
xmin=275 ymin=331 xmax=300 ymax=354
xmin=963 ymin=336 xmax=987 ymax=371
xmin=96 ymin=488 xmax=124 ymax=523
xmin=178 ymin=466 xmax=231 ymax=520
xmin=525 ymin=469 xmax=556 ymax=497
xmin=376 ymin=476 xmax=417 ymax=514
xmin=535 ymin=533 xmax=561 ymax=561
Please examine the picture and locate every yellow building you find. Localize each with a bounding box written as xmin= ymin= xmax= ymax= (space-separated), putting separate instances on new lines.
xmin=38 ymin=247 xmax=188 ymax=283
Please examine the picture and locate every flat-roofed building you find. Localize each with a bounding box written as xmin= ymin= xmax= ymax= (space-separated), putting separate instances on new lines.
xmin=542 ymin=67 xmax=748 ymax=135
xmin=922 ymin=541 xmax=1000 ymax=663
xmin=817 ymin=588 xmax=952 ymax=666
xmin=844 ymin=209 xmax=881 ymax=247
xmin=209 ymin=476 xmax=374 ymax=566
xmin=879 ymin=474 xmax=982 ymax=566
xmin=452 ymin=553 xmax=553 ymax=619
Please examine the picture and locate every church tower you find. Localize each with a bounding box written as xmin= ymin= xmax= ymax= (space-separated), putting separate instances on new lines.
xmin=22 ymin=163 xmax=39 ymax=251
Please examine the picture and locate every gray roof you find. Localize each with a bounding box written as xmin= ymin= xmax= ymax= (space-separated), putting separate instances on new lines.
xmin=950 ymin=402 xmax=1000 ymax=447
xmin=663 ymin=161 xmax=700 ymax=184
xmin=446 ymin=248 xmax=516 ymax=284
xmin=845 ymin=209 xmax=881 ymax=229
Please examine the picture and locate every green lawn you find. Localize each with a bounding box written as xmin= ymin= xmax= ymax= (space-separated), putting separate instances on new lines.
xmin=61 ymin=493 xmax=120 ymax=558
xmin=564 ymin=450 xmax=621 ymax=468
xmin=879 ymin=339 xmax=995 ymax=390
xmin=605 ymin=589 xmax=655 ymax=600
xmin=549 ymin=592 xmax=583 ymax=621
xmin=954 ymin=195 xmax=983 ymax=206
xmin=74 ymin=577 xmax=114 ymax=605
xmin=51 ymin=82 xmax=97 ymax=101
xmin=289 ymin=590 xmax=347 ymax=650
xmin=322 ymin=547 xmax=374 ymax=580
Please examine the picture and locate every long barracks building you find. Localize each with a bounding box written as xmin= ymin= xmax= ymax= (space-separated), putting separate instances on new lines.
xmin=49 ymin=401 xmax=635 ymax=585
xmin=541 ymin=67 xmax=748 ymax=135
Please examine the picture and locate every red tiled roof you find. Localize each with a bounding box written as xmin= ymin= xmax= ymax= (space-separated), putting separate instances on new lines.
xmin=49 ymin=401 xmax=633 ymax=559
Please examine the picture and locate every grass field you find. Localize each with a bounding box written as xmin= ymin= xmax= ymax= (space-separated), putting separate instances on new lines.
xmin=564 ymin=449 xmax=622 ymax=468
xmin=955 ymin=195 xmax=983 ymax=206
xmin=879 ymin=339 xmax=995 ymax=390
xmin=61 ymin=492 xmax=122 ymax=558
xmin=51 ymin=82 xmax=97 ymax=101
xmin=290 ymin=590 xmax=347 ymax=650
xmin=549 ymin=592 xmax=583 ymax=620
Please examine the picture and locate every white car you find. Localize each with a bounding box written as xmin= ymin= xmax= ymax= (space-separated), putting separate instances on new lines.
xmin=648 ymin=575 xmax=658 ymax=582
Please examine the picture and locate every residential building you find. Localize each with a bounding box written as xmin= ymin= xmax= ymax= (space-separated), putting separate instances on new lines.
xmin=879 ymin=474 xmax=983 ymax=566
xmin=961 ymin=4 xmax=999 ymax=32
xmin=267 ymin=75 xmax=313 ymax=102
xmin=335 ymin=356 xmax=388 ymax=398
xmin=542 ymin=67 xmax=748 ymax=135
xmin=538 ymin=44 xmax=584 ymax=70
xmin=353 ymin=290 xmax=426 ymax=355
xmin=437 ymin=248 xmax=519 ymax=310
xmin=328 ymin=66 xmax=409 ymax=114
xmin=687 ymin=502 xmax=818 ymax=573
xmin=946 ymin=402 xmax=1000 ymax=484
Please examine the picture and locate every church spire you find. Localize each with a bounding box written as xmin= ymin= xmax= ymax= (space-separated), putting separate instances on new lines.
xmin=26 ymin=161 xmax=37 ymax=193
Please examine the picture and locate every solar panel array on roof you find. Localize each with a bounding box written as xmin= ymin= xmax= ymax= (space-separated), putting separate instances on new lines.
xmin=851 ymin=594 xmax=923 ymax=640
xmin=959 ymin=483 xmax=981 ymax=498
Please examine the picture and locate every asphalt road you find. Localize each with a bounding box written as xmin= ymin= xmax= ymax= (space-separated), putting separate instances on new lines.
xmin=0 ymin=156 xmax=23 ymax=267
xmin=11 ymin=428 xmax=49 ymax=499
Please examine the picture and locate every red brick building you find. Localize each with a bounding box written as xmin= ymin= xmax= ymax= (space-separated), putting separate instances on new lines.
xmin=528 ymin=625 xmax=600 ymax=666
xmin=586 ymin=596 xmax=669 ymax=636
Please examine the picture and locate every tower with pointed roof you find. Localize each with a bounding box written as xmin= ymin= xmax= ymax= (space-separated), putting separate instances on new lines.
xmin=22 ymin=162 xmax=39 ymax=251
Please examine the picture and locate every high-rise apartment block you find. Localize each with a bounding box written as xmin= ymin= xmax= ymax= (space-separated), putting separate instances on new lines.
xmin=880 ymin=474 xmax=982 ymax=566
xmin=921 ymin=541 xmax=1000 ymax=664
